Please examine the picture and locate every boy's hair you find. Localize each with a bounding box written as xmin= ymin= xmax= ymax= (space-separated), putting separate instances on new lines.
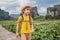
xmin=21 ymin=6 xmax=31 ymax=14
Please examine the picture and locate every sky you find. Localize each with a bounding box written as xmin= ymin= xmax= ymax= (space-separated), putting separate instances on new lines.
xmin=0 ymin=0 xmax=60 ymax=16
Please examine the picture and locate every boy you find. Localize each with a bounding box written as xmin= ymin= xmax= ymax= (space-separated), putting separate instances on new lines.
xmin=16 ymin=6 xmax=34 ymax=40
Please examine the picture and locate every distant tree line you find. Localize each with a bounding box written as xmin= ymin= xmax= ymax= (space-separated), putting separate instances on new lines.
xmin=45 ymin=14 xmax=60 ymax=20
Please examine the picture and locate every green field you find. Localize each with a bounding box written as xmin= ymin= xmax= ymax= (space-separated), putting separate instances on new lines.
xmin=0 ymin=20 xmax=60 ymax=40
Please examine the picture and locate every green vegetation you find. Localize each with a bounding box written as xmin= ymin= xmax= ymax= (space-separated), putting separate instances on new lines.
xmin=0 ymin=20 xmax=60 ymax=40
xmin=32 ymin=22 xmax=60 ymax=40
xmin=34 ymin=15 xmax=60 ymax=21
xmin=0 ymin=20 xmax=17 ymax=33
xmin=45 ymin=15 xmax=60 ymax=20
xmin=34 ymin=16 xmax=46 ymax=21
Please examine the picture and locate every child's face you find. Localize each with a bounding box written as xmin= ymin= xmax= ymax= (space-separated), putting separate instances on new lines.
xmin=23 ymin=8 xmax=31 ymax=15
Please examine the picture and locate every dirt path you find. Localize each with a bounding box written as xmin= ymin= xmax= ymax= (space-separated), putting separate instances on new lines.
xmin=0 ymin=25 xmax=20 ymax=40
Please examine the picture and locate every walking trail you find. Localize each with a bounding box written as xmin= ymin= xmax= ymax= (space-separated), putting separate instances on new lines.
xmin=0 ymin=25 xmax=20 ymax=40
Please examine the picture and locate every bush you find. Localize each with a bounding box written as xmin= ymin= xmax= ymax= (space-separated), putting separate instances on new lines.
xmin=32 ymin=22 xmax=60 ymax=40
xmin=45 ymin=15 xmax=60 ymax=20
xmin=35 ymin=16 xmax=45 ymax=21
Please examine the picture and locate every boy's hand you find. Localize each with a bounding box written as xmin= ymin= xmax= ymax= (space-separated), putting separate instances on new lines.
xmin=16 ymin=33 xmax=18 ymax=38
xmin=31 ymin=28 xmax=34 ymax=33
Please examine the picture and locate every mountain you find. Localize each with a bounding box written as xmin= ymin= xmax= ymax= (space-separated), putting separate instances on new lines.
xmin=10 ymin=14 xmax=20 ymax=19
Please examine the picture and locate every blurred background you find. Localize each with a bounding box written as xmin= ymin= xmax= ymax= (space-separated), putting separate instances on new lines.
xmin=0 ymin=0 xmax=60 ymax=40
xmin=0 ymin=0 xmax=60 ymax=20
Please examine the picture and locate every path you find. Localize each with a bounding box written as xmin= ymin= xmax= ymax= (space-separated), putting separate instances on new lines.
xmin=0 ymin=25 xmax=20 ymax=40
